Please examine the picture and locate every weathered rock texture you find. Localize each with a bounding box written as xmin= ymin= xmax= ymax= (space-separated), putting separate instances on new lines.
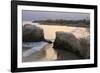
xmin=53 ymin=31 xmax=90 ymax=59
xmin=79 ymin=36 xmax=90 ymax=59
xmin=53 ymin=32 xmax=82 ymax=56
xmin=23 ymin=24 xmax=44 ymax=42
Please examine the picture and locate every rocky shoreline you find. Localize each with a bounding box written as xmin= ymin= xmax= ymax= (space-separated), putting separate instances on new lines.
xmin=22 ymin=23 xmax=90 ymax=62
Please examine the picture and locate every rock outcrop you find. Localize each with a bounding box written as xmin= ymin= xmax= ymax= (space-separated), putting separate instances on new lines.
xmin=79 ymin=36 xmax=90 ymax=59
xmin=53 ymin=32 xmax=82 ymax=56
xmin=23 ymin=24 xmax=44 ymax=42
xmin=53 ymin=31 xmax=90 ymax=59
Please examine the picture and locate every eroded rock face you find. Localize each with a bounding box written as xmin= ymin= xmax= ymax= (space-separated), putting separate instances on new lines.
xmin=53 ymin=32 xmax=82 ymax=55
xmin=79 ymin=36 xmax=90 ymax=59
xmin=53 ymin=31 xmax=90 ymax=59
xmin=23 ymin=24 xmax=44 ymax=42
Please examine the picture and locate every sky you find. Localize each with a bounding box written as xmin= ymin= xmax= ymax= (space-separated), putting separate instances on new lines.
xmin=22 ymin=10 xmax=90 ymax=21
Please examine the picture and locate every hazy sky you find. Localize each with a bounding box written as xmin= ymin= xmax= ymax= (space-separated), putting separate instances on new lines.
xmin=22 ymin=10 xmax=90 ymax=21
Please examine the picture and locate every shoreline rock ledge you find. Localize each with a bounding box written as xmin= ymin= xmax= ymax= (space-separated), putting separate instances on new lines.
xmin=23 ymin=24 xmax=44 ymax=42
xmin=53 ymin=31 xmax=82 ymax=57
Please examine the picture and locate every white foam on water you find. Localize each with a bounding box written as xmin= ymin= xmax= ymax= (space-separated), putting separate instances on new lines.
xmin=22 ymin=41 xmax=48 ymax=57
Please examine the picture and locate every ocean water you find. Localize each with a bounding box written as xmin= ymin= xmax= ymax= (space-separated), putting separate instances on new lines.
xmin=22 ymin=41 xmax=49 ymax=57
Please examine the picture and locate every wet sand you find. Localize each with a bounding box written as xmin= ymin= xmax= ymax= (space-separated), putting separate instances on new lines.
xmin=23 ymin=44 xmax=80 ymax=62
